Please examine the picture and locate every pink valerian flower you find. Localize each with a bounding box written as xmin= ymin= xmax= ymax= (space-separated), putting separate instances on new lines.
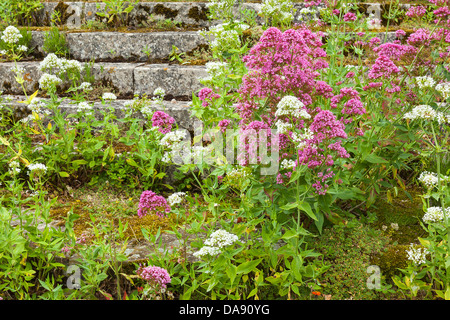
xmin=312 ymin=168 xmax=335 ymax=195
xmin=237 ymin=121 xmax=273 ymax=166
xmin=406 ymin=5 xmax=427 ymax=18
xmin=332 ymin=9 xmax=340 ymax=16
xmin=373 ymin=43 xmax=417 ymax=59
xmin=369 ymin=37 xmax=381 ymax=48
xmin=345 ymin=71 xmax=355 ymax=78
xmin=136 ymin=265 xmax=171 ymax=289
xmin=218 ymin=119 xmax=231 ymax=133
xmin=330 ymin=87 xmax=366 ymax=118
xmin=198 ymin=87 xmax=220 ymax=107
xmin=363 ymin=82 xmax=383 ymax=91
xmin=433 ymin=7 xmax=450 ymax=18
xmin=342 ymin=98 xmax=366 ymax=116
xmin=151 ymin=111 xmax=175 ymax=134
xmin=343 ymin=12 xmax=357 ymax=22
xmin=309 ymin=109 xmax=347 ymax=142
xmin=238 ymin=27 xmax=328 ymax=123
xmin=368 ymin=54 xmax=400 ymax=79
xmin=407 ymin=28 xmax=440 ymax=47
xmin=138 ymin=190 xmax=171 ymax=218
xmin=395 ymin=29 xmax=406 ymax=38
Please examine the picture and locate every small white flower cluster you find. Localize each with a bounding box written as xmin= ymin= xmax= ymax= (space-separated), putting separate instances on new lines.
xmin=406 ymin=244 xmax=429 ymax=265
xmin=39 ymin=53 xmax=83 ymax=75
xmin=1 ymin=26 xmax=22 ymax=44
xmin=38 ymin=73 xmax=62 ymax=91
xmin=202 ymin=61 xmax=229 ymax=84
xmin=199 ymin=22 xmax=248 ymax=54
xmin=76 ymin=101 xmax=94 ymax=116
xmin=291 ymin=127 xmax=314 ymax=150
xmin=102 ymin=92 xmax=117 ymax=100
xmin=403 ymin=105 xmax=450 ymax=124
xmin=280 ymin=158 xmax=296 ymax=170
xmin=27 ymin=163 xmax=47 ymax=174
xmin=160 ymin=130 xmax=188 ymax=163
xmin=275 ymin=96 xmax=311 ymax=119
xmin=275 ymin=120 xmax=293 ymax=135
xmin=160 ymin=130 xmax=187 ymax=148
xmin=78 ymin=82 xmax=93 ymax=92
xmin=193 ymin=229 xmax=239 ymax=258
xmin=206 ymin=0 xmax=235 ymax=21
xmin=28 ymin=99 xmax=47 ymax=114
xmin=153 ymin=87 xmax=165 ymax=98
xmin=261 ymin=0 xmax=295 ymax=25
xmin=418 ymin=171 xmax=448 ymax=189
xmin=167 ymin=192 xmax=186 ymax=206
xmin=11 ymin=64 xmax=25 ymax=78
xmin=415 ymin=76 xmax=436 ymax=89
xmin=8 ymin=160 xmax=21 ymax=175
xmin=436 ymin=82 xmax=450 ymax=100
xmin=423 ymin=206 xmax=450 ymax=223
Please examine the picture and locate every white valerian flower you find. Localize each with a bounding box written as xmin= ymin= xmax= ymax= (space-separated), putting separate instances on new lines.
xmin=418 ymin=171 xmax=448 ymax=189
xmin=8 ymin=160 xmax=21 ymax=175
xmin=205 ymin=0 xmax=236 ymax=20
xmin=11 ymin=64 xmax=25 ymax=78
xmin=79 ymin=82 xmax=93 ymax=91
xmin=39 ymin=53 xmax=61 ymax=72
xmin=17 ymin=45 xmax=27 ymax=52
xmin=193 ymin=245 xmax=222 ymax=258
xmin=204 ymin=229 xmax=239 ymax=248
xmin=38 ymin=73 xmax=62 ymax=91
xmin=28 ymin=99 xmax=46 ymax=114
xmin=436 ymin=82 xmax=450 ymax=100
xmin=76 ymin=101 xmax=94 ymax=115
xmin=415 ymin=76 xmax=436 ymax=89
xmin=1 ymin=26 xmax=22 ymax=44
xmin=167 ymin=192 xmax=186 ymax=206
xmin=403 ymin=105 xmax=440 ymax=122
xmin=406 ymin=244 xmax=429 ymax=265
xmin=102 ymin=92 xmax=117 ymax=100
xmin=275 ymin=120 xmax=293 ymax=135
xmin=291 ymin=127 xmax=314 ymax=150
xmin=261 ymin=0 xmax=295 ymax=25
xmin=159 ymin=130 xmax=187 ymax=147
xmin=280 ymin=159 xmax=296 ymax=170
xmin=27 ymin=163 xmax=47 ymax=174
xmin=423 ymin=206 xmax=450 ymax=223
xmin=205 ymin=61 xmax=229 ymax=80
xmin=275 ymin=96 xmax=310 ymax=119
xmin=153 ymin=87 xmax=165 ymax=98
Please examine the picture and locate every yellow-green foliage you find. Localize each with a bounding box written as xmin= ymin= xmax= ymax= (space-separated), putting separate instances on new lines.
xmin=372 ymin=244 xmax=409 ymax=279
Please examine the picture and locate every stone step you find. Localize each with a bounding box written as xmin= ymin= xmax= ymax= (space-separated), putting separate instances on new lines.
xmin=30 ymin=1 xmax=411 ymax=29
xmin=0 ymin=61 xmax=207 ymax=99
xmin=30 ymin=30 xmax=207 ymax=62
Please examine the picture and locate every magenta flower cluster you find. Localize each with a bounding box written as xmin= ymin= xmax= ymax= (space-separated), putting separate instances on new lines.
xmin=138 ymin=190 xmax=171 ymax=218
xmin=237 ymin=27 xmax=328 ymax=123
xmin=151 ymin=111 xmax=175 ymax=134
xmin=136 ymin=265 xmax=171 ymax=289
xmin=198 ymin=87 xmax=220 ymax=107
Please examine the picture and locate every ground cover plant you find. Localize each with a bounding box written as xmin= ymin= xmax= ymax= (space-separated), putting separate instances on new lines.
xmin=0 ymin=0 xmax=449 ymax=301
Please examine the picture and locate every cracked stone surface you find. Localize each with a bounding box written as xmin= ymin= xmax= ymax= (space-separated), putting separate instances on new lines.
xmin=134 ymin=64 xmax=207 ymax=98
xmin=32 ymin=2 xmax=412 ymax=29
xmin=0 ymin=62 xmax=206 ymax=98
xmin=30 ymin=31 xmax=207 ymax=62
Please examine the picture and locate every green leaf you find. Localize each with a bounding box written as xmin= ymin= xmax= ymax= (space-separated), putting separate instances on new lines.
xmin=365 ymin=153 xmax=388 ymax=164
xmin=59 ymin=172 xmax=69 ymax=177
xmin=236 ymin=259 xmax=262 ymax=275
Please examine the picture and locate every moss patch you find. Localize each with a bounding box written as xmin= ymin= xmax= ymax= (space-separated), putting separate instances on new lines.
xmin=153 ymin=4 xmax=179 ymax=20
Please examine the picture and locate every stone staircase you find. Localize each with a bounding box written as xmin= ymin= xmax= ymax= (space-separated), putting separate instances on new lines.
xmin=1 ymin=1 xmax=412 ymax=122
